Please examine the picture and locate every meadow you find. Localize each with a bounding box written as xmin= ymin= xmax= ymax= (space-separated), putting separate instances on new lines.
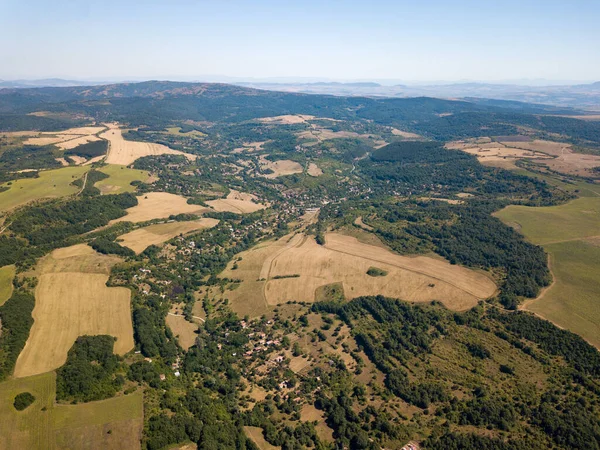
xmin=496 ymin=196 xmax=600 ymax=347
xmin=0 ymin=166 xmax=89 ymax=212
xmin=94 ymin=164 xmax=152 ymax=194
xmin=0 ymin=372 xmax=142 ymax=450
xmin=0 ymin=264 xmax=15 ymax=305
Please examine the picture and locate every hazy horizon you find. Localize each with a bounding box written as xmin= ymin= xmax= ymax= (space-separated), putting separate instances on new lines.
xmin=2 ymin=0 xmax=599 ymax=82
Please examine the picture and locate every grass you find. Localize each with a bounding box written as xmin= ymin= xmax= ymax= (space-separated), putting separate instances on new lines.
xmin=0 ymin=166 xmax=89 ymax=212
xmin=495 ymin=196 xmax=600 ymax=245
xmin=14 ymin=245 xmax=134 ymax=378
xmin=524 ymin=240 xmax=600 ymax=348
xmin=496 ymin=195 xmax=600 ymax=348
xmin=164 ymin=127 xmax=206 ymax=137
xmin=0 ymin=265 xmax=15 ymax=305
xmin=0 ymin=372 xmax=142 ymax=450
xmin=94 ymin=164 xmax=151 ymax=194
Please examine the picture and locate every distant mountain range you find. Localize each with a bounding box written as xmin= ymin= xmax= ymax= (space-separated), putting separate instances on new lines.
xmin=235 ymin=81 xmax=600 ymax=110
xmin=1 ymin=78 xmax=599 ymax=110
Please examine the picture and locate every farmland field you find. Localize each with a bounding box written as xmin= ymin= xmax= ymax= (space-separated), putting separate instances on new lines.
xmin=165 ymin=314 xmax=198 ymax=350
xmin=101 ymin=123 xmax=197 ymax=166
xmin=497 ymin=196 xmax=600 ymax=347
xmin=221 ymin=232 xmax=496 ymax=318
xmin=206 ymin=189 xmax=266 ymax=214
xmin=0 ymin=166 xmax=89 ymax=212
xmin=110 ymin=192 xmax=209 ymax=224
xmin=0 ymin=372 xmax=142 ymax=450
xmin=495 ymin=196 xmax=600 ymax=245
xmin=14 ymin=245 xmax=134 ymax=378
xmin=94 ymin=164 xmax=152 ymax=194
xmin=258 ymin=156 xmax=303 ymax=178
xmin=118 ymin=218 xmax=219 ymax=253
xmin=0 ymin=264 xmax=15 ymax=305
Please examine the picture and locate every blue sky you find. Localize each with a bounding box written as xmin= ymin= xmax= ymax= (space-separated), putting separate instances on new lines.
xmin=1 ymin=0 xmax=599 ymax=82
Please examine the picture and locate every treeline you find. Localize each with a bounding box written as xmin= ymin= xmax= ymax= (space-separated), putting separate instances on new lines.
xmin=56 ymin=335 xmax=124 ymax=402
xmin=65 ymin=140 xmax=107 ymax=159
xmin=0 ymin=290 xmax=35 ymax=380
xmin=8 ymin=193 xmax=137 ymax=246
xmin=0 ymin=145 xmax=61 ymax=173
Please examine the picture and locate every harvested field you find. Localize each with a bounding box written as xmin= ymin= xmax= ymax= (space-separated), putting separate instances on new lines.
xmin=450 ymin=138 xmax=600 ymax=178
xmin=95 ymin=164 xmax=152 ymax=194
xmin=166 ymin=314 xmax=198 ymax=350
xmin=14 ymin=245 xmax=134 ymax=378
xmin=258 ymin=155 xmax=303 ymax=178
xmin=307 ymin=162 xmax=323 ymax=176
xmin=24 ymin=135 xmax=80 ymax=146
xmin=206 ymin=189 xmax=266 ymax=214
xmin=55 ymin=157 xmax=69 ymax=166
xmin=111 ymin=192 xmax=209 ymax=224
xmin=101 ymin=123 xmax=197 ymax=166
xmin=221 ymin=233 xmax=496 ymax=317
xmin=0 ymin=264 xmax=15 ymax=305
xmin=55 ymin=135 xmax=101 ymax=151
xmin=118 ymin=218 xmax=219 ymax=253
xmin=0 ymin=372 xmax=143 ymax=450
xmin=0 ymin=166 xmax=89 ymax=212
xmin=257 ymin=114 xmax=312 ymax=124
xmin=391 ymin=128 xmax=421 ymax=138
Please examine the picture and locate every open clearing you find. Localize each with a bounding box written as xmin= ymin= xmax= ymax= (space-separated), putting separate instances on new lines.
xmin=14 ymin=245 xmax=134 ymax=378
xmin=244 ymin=426 xmax=280 ymax=450
xmin=94 ymin=164 xmax=153 ymax=194
xmin=0 ymin=166 xmax=89 ymax=212
xmin=307 ymin=162 xmax=323 ymax=176
xmin=0 ymin=265 xmax=15 ymax=305
xmin=206 ymin=189 xmax=267 ymax=214
xmin=448 ymin=138 xmax=600 ymax=178
xmin=22 ymin=126 xmax=105 ymax=149
xmin=101 ymin=123 xmax=197 ymax=166
xmin=496 ymin=196 xmax=600 ymax=348
xmin=391 ymin=128 xmax=421 ymax=138
xmin=221 ymin=233 xmax=496 ymax=318
xmin=118 ymin=218 xmax=219 ymax=253
xmin=0 ymin=372 xmax=142 ymax=450
xmin=110 ymin=192 xmax=209 ymax=224
xmin=495 ymin=197 xmax=600 ymax=245
xmin=258 ymin=155 xmax=303 ymax=178
xmin=166 ymin=314 xmax=198 ymax=350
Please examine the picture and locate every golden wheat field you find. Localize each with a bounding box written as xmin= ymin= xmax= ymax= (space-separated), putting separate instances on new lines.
xmin=206 ymin=189 xmax=267 ymax=214
xmin=100 ymin=123 xmax=197 ymax=165
xmin=258 ymin=155 xmax=303 ymax=178
xmin=165 ymin=314 xmax=198 ymax=350
xmin=221 ymin=233 xmax=496 ymax=318
xmin=13 ymin=245 xmax=134 ymax=378
xmin=118 ymin=218 xmax=219 ymax=253
xmin=110 ymin=192 xmax=209 ymax=224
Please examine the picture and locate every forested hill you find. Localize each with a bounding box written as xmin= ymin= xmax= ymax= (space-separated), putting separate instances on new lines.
xmin=1 ymin=80 xmax=599 ymax=145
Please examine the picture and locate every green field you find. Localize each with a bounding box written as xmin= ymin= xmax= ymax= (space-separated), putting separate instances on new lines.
xmin=94 ymin=164 xmax=151 ymax=194
xmin=0 ymin=372 xmax=143 ymax=450
xmin=0 ymin=265 xmax=15 ymax=305
xmin=525 ymin=240 xmax=600 ymax=348
xmin=0 ymin=166 xmax=89 ymax=212
xmin=495 ymin=196 xmax=600 ymax=245
xmin=496 ymin=196 xmax=600 ymax=347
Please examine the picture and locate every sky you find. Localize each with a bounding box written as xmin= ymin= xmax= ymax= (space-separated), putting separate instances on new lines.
xmin=1 ymin=0 xmax=599 ymax=83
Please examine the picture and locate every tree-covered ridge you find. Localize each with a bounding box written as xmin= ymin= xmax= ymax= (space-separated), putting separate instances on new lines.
xmin=312 ymin=296 xmax=600 ymax=449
